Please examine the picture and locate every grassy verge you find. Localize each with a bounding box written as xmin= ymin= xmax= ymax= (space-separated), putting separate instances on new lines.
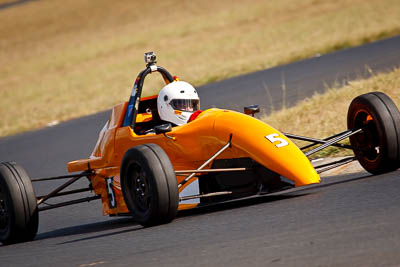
xmin=261 ymin=68 xmax=400 ymax=158
xmin=1 ymin=0 xmax=400 ymax=137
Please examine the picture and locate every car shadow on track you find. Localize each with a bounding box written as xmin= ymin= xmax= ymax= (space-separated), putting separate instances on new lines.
xmin=179 ymin=171 xmax=375 ymax=218
xmin=36 ymin=217 xmax=140 ymax=242
xmin=178 ymin=193 xmax=308 ymax=218
xmin=36 ymin=171 xmax=376 ymax=245
xmin=300 ymin=171 xmax=373 ymax=193
xmin=176 ymin=171 xmax=374 ymax=218
xmin=37 ymin=194 xmax=308 ymax=245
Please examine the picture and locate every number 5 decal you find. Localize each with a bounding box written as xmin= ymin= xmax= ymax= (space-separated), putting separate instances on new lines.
xmin=265 ymin=133 xmax=289 ymax=148
xmin=106 ymin=177 xmax=116 ymax=209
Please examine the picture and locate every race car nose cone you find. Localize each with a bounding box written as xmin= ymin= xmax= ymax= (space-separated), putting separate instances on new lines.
xmin=212 ymin=110 xmax=320 ymax=187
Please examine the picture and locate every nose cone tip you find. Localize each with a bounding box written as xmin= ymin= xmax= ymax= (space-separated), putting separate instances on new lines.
xmin=295 ymin=171 xmax=321 ymax=187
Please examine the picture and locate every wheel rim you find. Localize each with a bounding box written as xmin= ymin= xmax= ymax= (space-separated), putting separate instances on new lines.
xmin=128 ymin=163 xmax=152 ymax=213
xmin=352 ymin=110 xmax=380 ymax=162
xmin=0 ymin=184 xmax=10 ymax=233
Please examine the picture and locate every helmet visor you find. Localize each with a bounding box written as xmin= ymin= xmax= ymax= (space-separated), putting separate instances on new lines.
xmin=170 ymin=99 xmax=200 ymax=112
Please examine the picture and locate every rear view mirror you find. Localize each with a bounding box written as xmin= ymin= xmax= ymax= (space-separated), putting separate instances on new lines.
xmin=244 ymin=105 xmax=260 ymax=117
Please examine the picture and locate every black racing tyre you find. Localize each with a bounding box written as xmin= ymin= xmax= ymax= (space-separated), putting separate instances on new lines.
xmin=120 ymin=144 xmax=178 ymax=226
xmin=0 ymin=162 xmax=39 ymax=245
xmin=347 ymin=92 xmax=400 ymax=174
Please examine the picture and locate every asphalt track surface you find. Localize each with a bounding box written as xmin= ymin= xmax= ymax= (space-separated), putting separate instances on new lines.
xmin=0 ymin=36 xmax=400 ymax=266
xmin=0 ymin=0 xmax=39 ymax=10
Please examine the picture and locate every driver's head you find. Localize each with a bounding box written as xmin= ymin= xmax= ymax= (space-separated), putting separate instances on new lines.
xmin=157 ymin=81 xmax=200 ymax=126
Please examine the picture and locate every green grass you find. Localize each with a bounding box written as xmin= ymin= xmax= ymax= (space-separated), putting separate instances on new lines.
xmin=1 ymin=0 xmax=400 ymax=137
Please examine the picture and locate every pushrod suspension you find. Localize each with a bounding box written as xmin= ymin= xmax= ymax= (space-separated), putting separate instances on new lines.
xmin=304 ymin=128 xmax=363 ymax=157
xmin=36 ymin=187 xmax=92 ymax=200
xmin=175 ymin=167 xmax=249 ymax=175
xmin=31 ymin=171 xmax=92 ymax=182
xmin=314 ymin=156 xmax=356 ymax=174
xmin=37 ymin=174 xmax=87 ymax=205
xmin=180 ymin=191 xmax=232 ymax=202
xmin=178 ymin=134 xmax=233 ymax=188
xmin=284 ymin=133 xmax=353 ymax=150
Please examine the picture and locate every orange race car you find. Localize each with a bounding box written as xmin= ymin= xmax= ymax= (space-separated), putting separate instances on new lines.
xmin=1 ymin=52 xmax=399 ymax=245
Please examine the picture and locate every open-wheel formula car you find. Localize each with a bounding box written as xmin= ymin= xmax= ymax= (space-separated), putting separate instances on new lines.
xmin=1 ymin=52 xmax=399 ymax=245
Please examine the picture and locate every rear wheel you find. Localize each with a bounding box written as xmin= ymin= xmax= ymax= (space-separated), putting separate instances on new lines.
xmin=120 ymin=144 xmax=178 ymax=226
xmin=0 ymin=162 xmax=38 ymax=245
xmin=347 ymin=92 xmax=400 ymax=174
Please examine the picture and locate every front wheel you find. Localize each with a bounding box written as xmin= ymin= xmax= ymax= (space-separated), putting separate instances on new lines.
xmin=120 ymin=144 xmax=178 ymax=226
xmin=0 ymin=162 xmax=39 ymax=245
xmin=347 ymin=92 xmax=400 ymax=174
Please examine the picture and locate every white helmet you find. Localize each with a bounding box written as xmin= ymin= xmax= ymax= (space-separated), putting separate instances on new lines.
xmin=157 ymin=81 xmax=200 ymax=126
